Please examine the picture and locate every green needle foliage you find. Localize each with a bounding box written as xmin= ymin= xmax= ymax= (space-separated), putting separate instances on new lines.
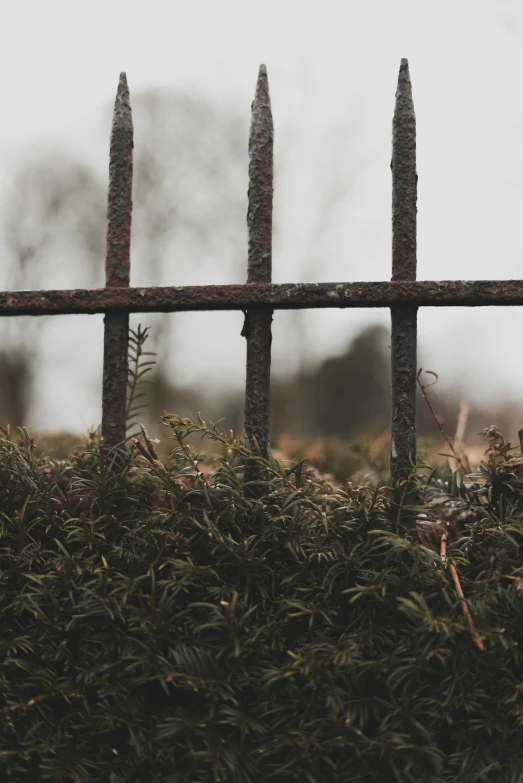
xmin=126 ymin=324 xmax=157 ymax=439
xmin=0 ymin=420 xmax=523 ymax=781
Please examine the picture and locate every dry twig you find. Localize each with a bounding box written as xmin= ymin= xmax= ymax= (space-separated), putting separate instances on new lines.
xmin=417 ymin=369 xmax=469 ymax=475
xmin=440 ymin=531 xmax=485 ymax=651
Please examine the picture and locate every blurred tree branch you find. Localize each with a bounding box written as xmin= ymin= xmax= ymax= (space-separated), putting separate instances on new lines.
xmin=0 ymin=154 xmax=105 ymax=426
xmin=0 ymin=91 xmax=249 ymax=431
xmin=128 ymin=91 xmax=248 ymax=426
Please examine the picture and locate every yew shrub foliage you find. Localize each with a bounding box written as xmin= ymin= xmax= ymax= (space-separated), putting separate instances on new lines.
xmin=1 ymin=420 xmax=523 ymax=782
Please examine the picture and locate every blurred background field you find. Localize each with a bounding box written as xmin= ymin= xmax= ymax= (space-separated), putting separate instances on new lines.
xmin=29 ymin=424 xmax=494 ymax=487
xmin=31 ymin=343 xmax=502 ymax=485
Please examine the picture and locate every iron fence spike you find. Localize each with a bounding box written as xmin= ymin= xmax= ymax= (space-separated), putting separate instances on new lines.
xmin=244 ymin=65 xmax=274 ymax=498
xmin=391 ymin=58 xmax=418 ymax=495
xmin=102 ymin=72 xmax=134 ymax=448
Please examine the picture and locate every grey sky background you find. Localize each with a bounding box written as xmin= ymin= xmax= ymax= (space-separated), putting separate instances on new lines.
xmin=0 ymin=0 xmax=521 ymax=433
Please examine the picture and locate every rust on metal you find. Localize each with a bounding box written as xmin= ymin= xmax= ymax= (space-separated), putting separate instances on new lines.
xmin=2 ymin=279 xmax=523 ymax=315
xmin=392 ymin=59 xmax=417 ymax=282
xmin=244 ymin=64 xmax=274 ymax=497
xmin=247 ymin=64 xmax=273 ymax=286
xmin=102 ymin=72 xmax=133 ymax=448
xmin=391 ymin=58 xmax=417 ymax=492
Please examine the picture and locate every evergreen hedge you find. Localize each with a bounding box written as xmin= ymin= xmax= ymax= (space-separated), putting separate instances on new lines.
xmin=1 ymin=418 xmax=523 ymax=782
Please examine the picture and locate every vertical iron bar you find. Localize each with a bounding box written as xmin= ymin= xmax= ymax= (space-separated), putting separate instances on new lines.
xmin=244 ymin=64 xmax=274 ymax=497
xmin=391 ymin=59 xmax=417 ymax=492
xmin=102 ymin=72 xmax=133 ymax=448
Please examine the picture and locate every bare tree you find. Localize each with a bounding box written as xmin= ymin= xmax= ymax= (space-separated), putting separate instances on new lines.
xmin=269 ymin=75 xmax=368 ymax=376
xmin=0 ymin=153 xmax=105 ymax=426
xmin=0 ymin=91 xmax=249 ymax=431
xmin=125 ymin=90 xmax=248 ymax=426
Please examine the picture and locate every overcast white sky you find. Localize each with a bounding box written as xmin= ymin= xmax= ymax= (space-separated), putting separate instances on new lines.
xmin=1 ymin=0 xmax=523 ymax=433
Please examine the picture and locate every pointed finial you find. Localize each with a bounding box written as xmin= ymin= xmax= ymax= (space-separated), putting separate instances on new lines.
xmin=106 ymin=71 xmax=133 ymax=287
xmin=395 ymin=59 xmax=415 ymax=121
xmin=392 ymin=58 xmax=416 ymax=281
xmin=247 ymin=64 xmax=273 ymax=284
xmin=112 ymin=72 xmax=133 ymax=132
xmin=251 ymin=64 xmax=271 ymax=132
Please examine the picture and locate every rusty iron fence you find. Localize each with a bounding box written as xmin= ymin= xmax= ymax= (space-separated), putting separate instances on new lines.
xmin=5 ymin=60 xmax=523 ymax=492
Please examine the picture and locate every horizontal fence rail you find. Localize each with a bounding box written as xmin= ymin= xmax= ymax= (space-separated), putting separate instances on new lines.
xmin=3 ymin=60 xmax=518 ymax=496
xmin=1 ymin=280 xmax=523 ymax=315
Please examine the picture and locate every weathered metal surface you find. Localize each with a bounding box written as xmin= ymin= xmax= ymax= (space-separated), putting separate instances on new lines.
xmin=102 ymin=73 xmax=133 ymax=448
xmin=391 ymin=307 xmax=417 ymax=488
xmin=392 ymin=59 xmax=417 ymax=282
xmin=247 ymin=65 xmax=273 ymax=285
xmin=244 ymin=64 xmax=274 ymax=497
xmin=105 ymin=73 xmax=133 ymax=288
xmin=1 ymin=279 xmax=523 ymax=315
xmin=391 ymin=59 xmax=417 ymax=492
xmin=102 ymin=311 xmax=129 ymax=445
